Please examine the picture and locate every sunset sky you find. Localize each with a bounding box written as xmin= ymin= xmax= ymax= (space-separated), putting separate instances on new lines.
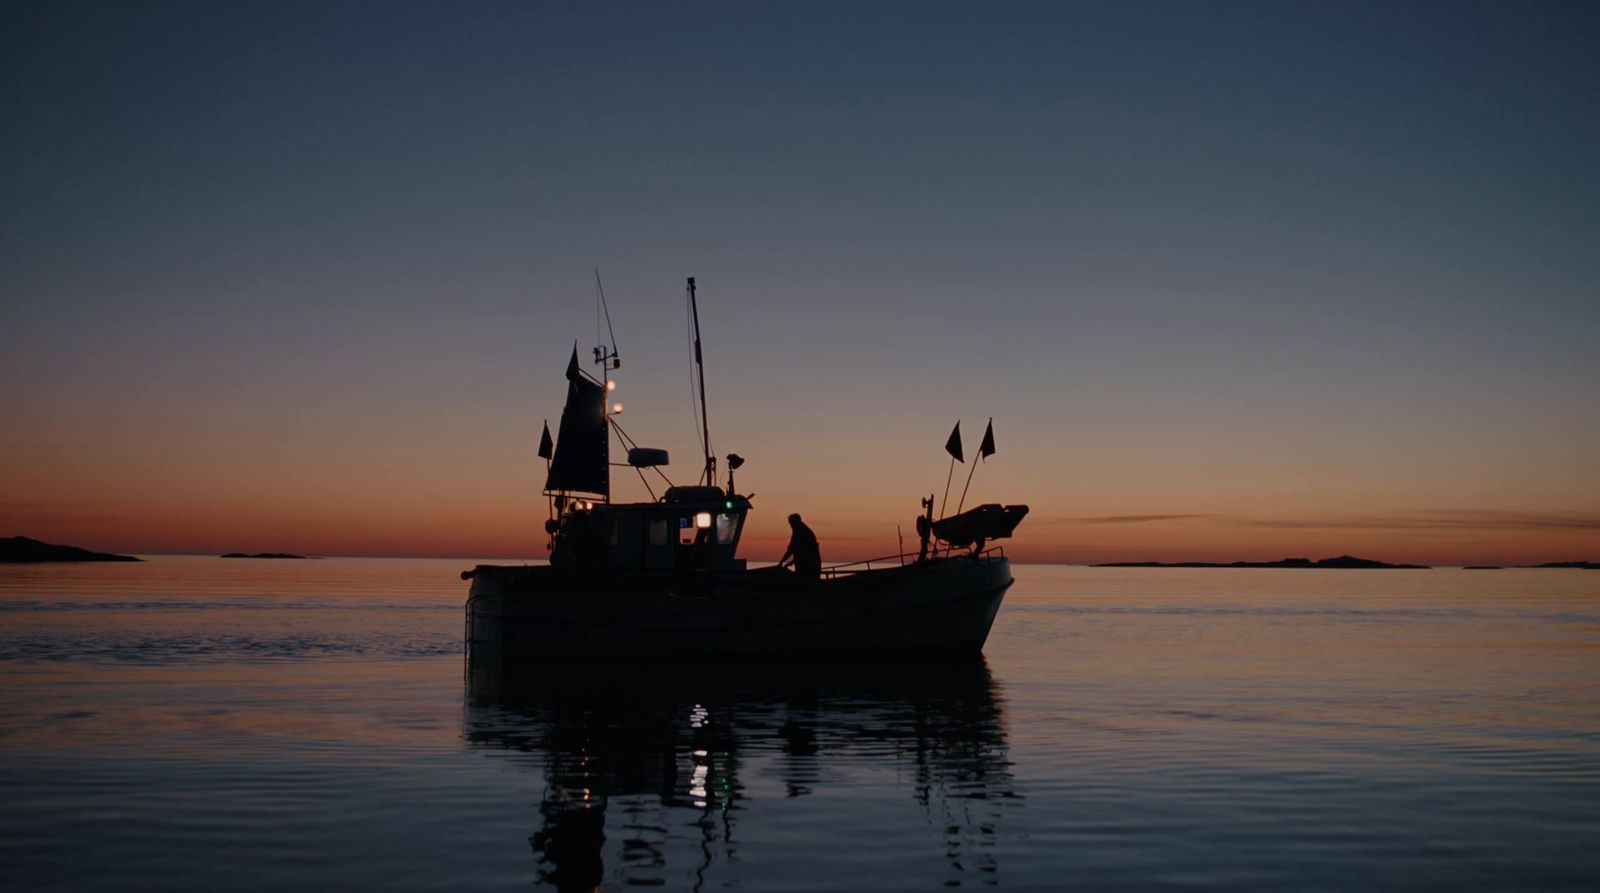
xmin=3 ymin=1 xmax=1597 ymax=564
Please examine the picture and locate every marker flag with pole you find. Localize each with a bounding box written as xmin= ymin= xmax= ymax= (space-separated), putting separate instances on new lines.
xmin=955 ymin=418 xmax=995 ymax=516
xmin=939 ymin=421 xmax=962 ymax=520
xmin=537 ymin=421 xmax=554 ymax=460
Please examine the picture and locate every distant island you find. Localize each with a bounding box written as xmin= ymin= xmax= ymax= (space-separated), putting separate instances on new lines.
xmin=1463 ymin=566 xmax=1503 ymax=570
xmin=1521 ymin=561 xmax=1599 ymax=570
xmin=2 ymin=536 xmax=140 ymax=564
xmin=1094 ymin=555 xmax=1429 ymax=569
xmin=220 ymin=552 xmax=310 ymax=559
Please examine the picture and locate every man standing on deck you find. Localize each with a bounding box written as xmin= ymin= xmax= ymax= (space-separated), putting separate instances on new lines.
xmin=778 ymin=513 xmax=822 ymax=581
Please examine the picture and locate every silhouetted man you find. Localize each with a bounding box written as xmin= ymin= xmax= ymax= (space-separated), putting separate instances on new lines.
xmin=778 ymin=513 xmax=821 ymax=581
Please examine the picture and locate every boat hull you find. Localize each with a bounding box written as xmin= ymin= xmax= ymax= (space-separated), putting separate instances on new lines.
xmin=466 ymin=555 xmax=1012 ymax=664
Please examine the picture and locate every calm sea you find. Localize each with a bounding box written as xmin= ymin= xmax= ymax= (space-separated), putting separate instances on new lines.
xmin=1 ymin=557 xmax=1596 ymax=891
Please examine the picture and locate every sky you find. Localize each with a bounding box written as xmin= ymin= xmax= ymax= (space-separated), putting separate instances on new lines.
xmin=2 ymin=1 xmax=1597 ymax=564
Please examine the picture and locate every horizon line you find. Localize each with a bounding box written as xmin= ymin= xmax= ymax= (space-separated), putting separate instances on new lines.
xmin=71 ymin=551 xmax=1598 ymax=568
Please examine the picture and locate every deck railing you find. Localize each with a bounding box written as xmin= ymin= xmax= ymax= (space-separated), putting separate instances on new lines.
xmin=818 ymin=544 xmax=1006 ymax=579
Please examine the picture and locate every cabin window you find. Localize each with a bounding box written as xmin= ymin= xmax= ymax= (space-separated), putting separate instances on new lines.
xmin=679 ymin=517 xmax=695 ymax=545
xmin=716 ymin=513 xmax=741 ymax=545
xmin=649 ymin=519 xmax=669 ymax=546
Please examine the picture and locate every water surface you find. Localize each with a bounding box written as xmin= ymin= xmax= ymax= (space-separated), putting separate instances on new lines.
xmin=2 ymin=557 xmax=1597 ymax=890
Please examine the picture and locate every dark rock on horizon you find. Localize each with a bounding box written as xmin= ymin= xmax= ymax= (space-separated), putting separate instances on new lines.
xmin=1463 ymin=566 xmax=1503 ymax=570
xmin=1522 ymin=561 xmax=1599 ymax=570
xmin=1094 ymin=554 xmax=1429 ymax=569
xmin=1313 ymin=555 xmax=1429 ymax=569
xmin=220 ymin=552 xmax=310 ymax=559
xmin=1 ymin=536 xmax=140 ymax=563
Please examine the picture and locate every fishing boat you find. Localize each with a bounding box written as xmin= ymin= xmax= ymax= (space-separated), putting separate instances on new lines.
xmin=464 ymin=277 xmax=1028 ymax=664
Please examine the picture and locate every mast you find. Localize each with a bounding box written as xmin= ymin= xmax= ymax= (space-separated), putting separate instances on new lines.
xmin=687 ymin=276 xmax=714 ymax=487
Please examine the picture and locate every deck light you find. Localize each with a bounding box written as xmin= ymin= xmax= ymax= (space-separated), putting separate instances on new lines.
xmin=612 ymin=402 xmax=623 ymax=414
xmin=606 ymin=380 xmax=616 ymax=391
xmin=695 ymin=512 xmax=712 ymax=529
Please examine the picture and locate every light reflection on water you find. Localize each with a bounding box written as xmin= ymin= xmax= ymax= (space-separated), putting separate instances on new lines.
xmin=466 ymin=660 xmax=1015 ymax=890
xmin=0 ymin=557 xmax=1597 ymax=890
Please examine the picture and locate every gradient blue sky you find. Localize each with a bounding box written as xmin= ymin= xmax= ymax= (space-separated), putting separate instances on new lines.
xmin=2 ymin=1 xmax=1597 ymax=562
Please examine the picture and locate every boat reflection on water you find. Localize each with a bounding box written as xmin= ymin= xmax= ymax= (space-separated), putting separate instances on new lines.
xmin=465 ymin=658 xmax=1019 ymax=891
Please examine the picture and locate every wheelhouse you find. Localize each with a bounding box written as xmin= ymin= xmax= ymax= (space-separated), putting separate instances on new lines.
xmin=604 ymin=486 xmax=750 ymax=574
xmin=552 ymin=486 xmax=750 ymax=575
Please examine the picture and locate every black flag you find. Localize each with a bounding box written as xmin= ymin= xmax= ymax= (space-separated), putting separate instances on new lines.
xmin=945 ymin=421 xmax=964 ymax=463
xmin=979 ymin=419 xmax=995 ymax=460
xmin=537 ymin=421 xmax=553 ymax=460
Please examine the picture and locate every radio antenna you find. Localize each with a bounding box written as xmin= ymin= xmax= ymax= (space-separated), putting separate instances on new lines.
xmin=595 ymin=269 xmax=619 ymax=364
xmin=687 ymin=276 xmax=714 ymax=487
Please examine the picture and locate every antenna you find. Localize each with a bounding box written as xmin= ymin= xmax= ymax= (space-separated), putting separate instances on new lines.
xmin=592 ymin=270 xmax=621 ymax=372
xmin=588 ymin=272 xmax=621 ymax=504
xmin=687 ymin=276 xmax=714 ymax=487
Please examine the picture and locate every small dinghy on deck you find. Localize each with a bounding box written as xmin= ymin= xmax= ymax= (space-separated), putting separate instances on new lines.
xmin=932 ymin=504 xmax=1031 ymax=549
xmin=465 ymin=277 xmax=1027 ymax=665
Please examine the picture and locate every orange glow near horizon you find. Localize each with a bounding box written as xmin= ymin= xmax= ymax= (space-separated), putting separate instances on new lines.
xmin=3 ymin=436 xmax=1594 ymax=565
xmin=2 ymin=331 xmax=1595 ymax=566
xmin=4 ymin=508 xmax=1594 ymax=566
